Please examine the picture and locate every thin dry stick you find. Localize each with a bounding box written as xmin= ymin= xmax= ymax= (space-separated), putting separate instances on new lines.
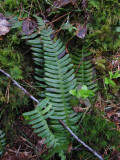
xmin=0 ymin=69 xmax=39 ymax=104
xmin=59 ymin=120 xmax=104 ymax=160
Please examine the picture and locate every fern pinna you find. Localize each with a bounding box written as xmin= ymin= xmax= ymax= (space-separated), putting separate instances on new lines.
xmin=23 ymin=16 xmax=81 ymax=159
xmin=0 ymin=130 xmax=6 ymax=157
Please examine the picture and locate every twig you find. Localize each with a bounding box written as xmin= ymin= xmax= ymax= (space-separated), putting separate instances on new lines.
xmin=0 ymin=69 xmax=39 ymax=104
xmin=59 ymin=120 xmax=104 ymax=160
xmin=7 ymin=148 xmax=19 ymax=154
xmin=16 ymin=145 xmax=21 ymax=156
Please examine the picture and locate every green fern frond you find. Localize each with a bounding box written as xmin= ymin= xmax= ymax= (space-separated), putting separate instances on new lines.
xmin=23 ymin=16 xmax=81 ymax=158
xmin=23 ymin=98 xmax=58 ymax=147
xmin=0 ymin=130 xmax=6 ymax=157
xmin=72 ymin=49 xmax=97 ymax=92
xmin=23 ymin=98 xmax=57 ymax=147
xmin=37 ymin=22 xmax=80 ymax=145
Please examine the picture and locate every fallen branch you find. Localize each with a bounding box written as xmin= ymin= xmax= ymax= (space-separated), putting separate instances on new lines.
xmin=0 ymin=69 xmax=39 ymax=104
xmin=59 ymin=120 xmax=104 ymax=160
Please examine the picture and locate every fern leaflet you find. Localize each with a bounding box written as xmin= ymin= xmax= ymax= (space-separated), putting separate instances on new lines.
xmin=38 ymin=18 xmax=81 ymax=145
xmin=0 ymin=130 xmax=6 ymax=157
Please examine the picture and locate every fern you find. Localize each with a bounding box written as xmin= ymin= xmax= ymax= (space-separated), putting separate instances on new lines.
xmin=0 ymin=130 xmax=6 ymax=157
xmin=23 ymin=98 xmax=58 ymax=147
xmin=40 ymin=28 xmax=80 ymax=144
xmin=21 ymin=15 xmax=98 ymax=159
xmin=22 ymin=16 xmax=81 ymax=159
xmin=72 ymin=48 xmax=97 ymax=92
xmin=32 ymin=16 xmax=81 ymax=146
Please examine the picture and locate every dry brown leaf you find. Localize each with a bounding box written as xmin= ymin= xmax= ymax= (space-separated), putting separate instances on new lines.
xmin=22 ymin=18 xmax=37 ymax=36
xmin=36 ymin=138 xmax=46 ymax=154
xmin=0 ymin=13 xmax=10 ymax=36
xmin=76 ymin=23 xmax=87 ymax=39
xmin=73 ymin=106 xmax=86 ymax=112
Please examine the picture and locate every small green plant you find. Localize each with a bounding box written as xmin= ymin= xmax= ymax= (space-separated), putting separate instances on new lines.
xmin=61 ymin=16 xmax=77 ymax=34
xmin=69 ymin=85 xmax=95 ymax=108
xmin=104 ymin=71 xmax=120 ymax=87
xmin=69 ymin=85 xmax=95 ymax=100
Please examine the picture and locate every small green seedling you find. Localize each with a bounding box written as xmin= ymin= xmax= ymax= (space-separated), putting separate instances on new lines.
xmin=104 ymin=71 xmax=120 ymax=87
xmin=23 ymin=115 xmax=30 ymax=121
xmin=69 ymin=85 xmax=95 ymax=100
xmin=61 ymin=16 xmax=77 ymax=34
